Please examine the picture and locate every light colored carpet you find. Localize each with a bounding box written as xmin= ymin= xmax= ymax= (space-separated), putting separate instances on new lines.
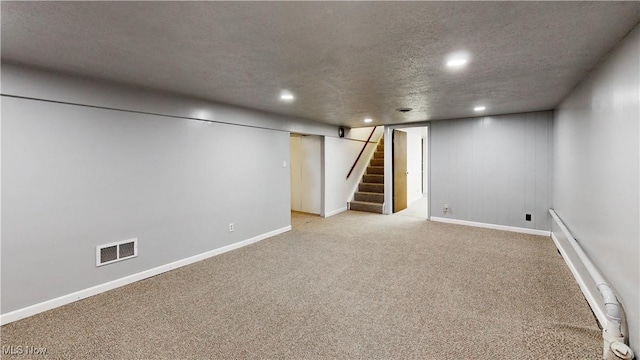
xmin=1 ymin=211 xmax=601 ymax=359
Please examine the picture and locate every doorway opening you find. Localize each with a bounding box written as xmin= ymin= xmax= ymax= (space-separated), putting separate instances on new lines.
xmin=389 ymin=125 xmax=429 ymax=219
xmin=289 ymin=134 xmax=323 ymax=223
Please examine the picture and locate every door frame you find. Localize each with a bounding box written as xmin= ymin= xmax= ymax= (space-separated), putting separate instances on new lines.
xmin=383 ymin=123 xmax=431 ymax=218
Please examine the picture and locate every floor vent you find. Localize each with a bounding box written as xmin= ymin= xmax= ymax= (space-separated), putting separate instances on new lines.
xmin=96 ymin=238 xmax=138 ymax=266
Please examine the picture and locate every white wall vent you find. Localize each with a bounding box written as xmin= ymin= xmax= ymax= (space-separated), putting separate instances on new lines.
xmin=96 ymin=238 xmax=138 ymax=267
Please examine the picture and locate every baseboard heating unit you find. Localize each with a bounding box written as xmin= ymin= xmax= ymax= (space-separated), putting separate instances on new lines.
xmin=549 ymin=209 xmax=634 ymax=360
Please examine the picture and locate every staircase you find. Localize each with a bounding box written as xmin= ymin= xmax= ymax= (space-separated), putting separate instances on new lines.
xmin=349 ymin=138 xmax=384 ymax=214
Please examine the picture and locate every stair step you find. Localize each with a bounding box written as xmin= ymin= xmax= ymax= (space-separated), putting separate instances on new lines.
xmin=363 ymin=174 xmax=384 ymax=183
xmin=354 ymin=191 xmax=384 ymax=203
xmin=367 ymin=166 xmax=384 ymax=175
xmin=350 ymin=201 xmax=383 ymax=214
xmin=377 ymin=144 xmax=384 ymax=152
xmin=370 ymin=159 xmax=384 ymax=167
xmin=373 ymin=151 xmax=384 ymax=159
xmin=359 ymin=183 xmax=384 ymax=193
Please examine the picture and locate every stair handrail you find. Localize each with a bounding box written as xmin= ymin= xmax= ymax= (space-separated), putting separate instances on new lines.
xmin=346 ymin=126 xmax=377 ymax=179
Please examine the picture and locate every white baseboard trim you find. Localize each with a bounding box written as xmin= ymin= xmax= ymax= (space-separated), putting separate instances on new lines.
xmin=0 ymin=225 xmax=292 ymax=326
xmin=323 ymin=206 xmax=348 ymax=218
xmin=429 ymin=217 xmax=551 ymax=236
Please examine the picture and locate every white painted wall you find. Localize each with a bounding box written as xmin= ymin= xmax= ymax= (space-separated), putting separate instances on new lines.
xmin=323 ymin=127 xmax=383 ymax=216
xmin=553 ymin=24 xmax=639 ymax=352
xmin=423 ymin=127 xmax=429 ymax=196
xmin=347 ymin=127 xmax=381 ymax=142
xmin=406 ymin=130 xmax=423 ymax=205
xmin=290 ymin=136 xmax=303 ymax=211
xmin=290 ymin=135 xmax=322 ymax=214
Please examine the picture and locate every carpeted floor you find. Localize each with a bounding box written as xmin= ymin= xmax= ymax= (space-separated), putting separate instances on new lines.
xmin=1 ymin=211 xmax=601 ymax=359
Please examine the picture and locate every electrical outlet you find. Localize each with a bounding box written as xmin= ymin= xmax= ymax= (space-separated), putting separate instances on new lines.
xmin=525 ymin=214 xmax=532 ymax=221
xmin=228 ymin=223 xmax=234 ymax=232
xmin=444 ymin=204 xmax=450 ymax=213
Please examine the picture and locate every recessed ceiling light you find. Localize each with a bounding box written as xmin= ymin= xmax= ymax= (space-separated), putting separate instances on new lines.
xmin=445 ymin=51 xmax=471 ymax=69
xmin=446 ymin=58 xmax=468 ymax=67
xmin=474 ymin=106 xmax=486 ymax=112
xmin=364 ymin=118 xmax=373 ymax=123
xmin=280 ymin=91 xmax=295 ymax=101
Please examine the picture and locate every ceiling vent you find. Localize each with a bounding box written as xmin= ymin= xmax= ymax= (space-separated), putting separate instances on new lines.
xmin=96 ymin=238 xmax=138 ymax=266
xmin=396 ymin=107 xmax=413 ymax=113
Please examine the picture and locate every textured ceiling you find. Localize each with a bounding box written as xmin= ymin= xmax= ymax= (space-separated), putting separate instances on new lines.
xmin=2 ymin=2 xmax=639 ymax=128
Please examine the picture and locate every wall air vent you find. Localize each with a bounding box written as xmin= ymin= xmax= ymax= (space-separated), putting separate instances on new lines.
xmin=96 ymin=238 xmax=138 ymax=266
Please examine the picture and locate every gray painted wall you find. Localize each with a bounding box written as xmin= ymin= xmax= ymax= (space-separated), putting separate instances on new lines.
xmin=553 ymin=24 xmax=639 ymax=351
xmin=1 ymin=63 xmax=339 ymax=138
xmin=1 ymin=96 xmax=291 ymax=313
xmin=430 ymin=111 xmax=553 ymax=231
xmin=0 ymin=64 xmax=372 ymax=316
xmin=0 ymin=63 xmax=352 ymax=316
